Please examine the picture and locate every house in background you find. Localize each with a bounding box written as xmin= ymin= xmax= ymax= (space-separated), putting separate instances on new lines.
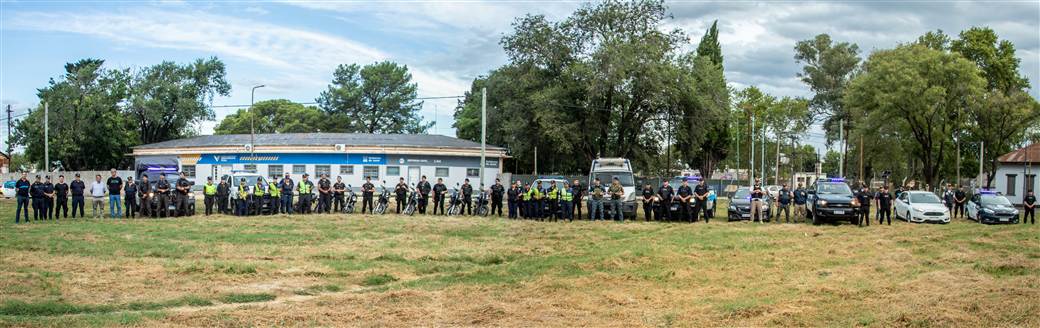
xmin=0 ymin=151 xmax=9 ymax=174
xmin=986 ymin=143 xmax=1039 ymax=205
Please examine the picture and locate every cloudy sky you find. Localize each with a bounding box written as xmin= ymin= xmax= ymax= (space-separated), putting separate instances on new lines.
xmin=1 ymin=0 xmax=1037 ymax=150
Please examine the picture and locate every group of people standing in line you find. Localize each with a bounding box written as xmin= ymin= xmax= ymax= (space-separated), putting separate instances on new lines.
xmin=13 ymin=169 xmax=193 ymax=223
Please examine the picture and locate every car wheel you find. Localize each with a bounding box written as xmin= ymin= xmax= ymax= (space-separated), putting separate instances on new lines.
xmin=811 ymin=211 xmax=820 ymax=225
xmin=906 ymin=212 xmax=912 ymax=223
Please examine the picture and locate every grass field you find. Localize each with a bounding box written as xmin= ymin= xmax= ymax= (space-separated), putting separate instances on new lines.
xmin=0 ymin=198 xmax=1037 ymax=327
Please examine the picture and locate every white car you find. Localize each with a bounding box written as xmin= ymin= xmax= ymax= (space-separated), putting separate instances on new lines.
xmin=1 ymin=180 xmax=16 ymax=198
xmin=894 ymin=191 xmax=950 ymax=224
xmin=765 ymin=185 xmax=781 ymax=200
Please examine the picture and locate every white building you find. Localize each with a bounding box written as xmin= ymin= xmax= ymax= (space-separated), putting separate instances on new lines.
xmin=131 ymin=133 xmax=509 ymax=189
xmin=986 ymin=143 xmax=1038 ymax=205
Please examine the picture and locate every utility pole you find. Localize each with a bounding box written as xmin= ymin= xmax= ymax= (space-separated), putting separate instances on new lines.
xmin=956 ymin=142 xmax=961 ymax=187
xmin=760 ymin=129 xmax=765 ymax=185
xmin=978 ymin=141 xmax=984 ymax=188
xmin=480 ymin=87 xmax=487 ymax=188
xmin=44 ymin=102 xmax=49 ymax=173
xmin=859 ymin=135 xmax=864 ymax=184
xmin=6 ymin=104 xmax=12 ymax=156
xmin=775 ymin=133 xmax=781 ymax=185
xmin=533 ymin=146 xmax=538 ymax=176
xmin=838 ymin=119 xmax=845 ymax=178
xmin=749 ymin=115 xmax=755 ymax=187
xmin=249 ymin=84 xmax=265 ymax=168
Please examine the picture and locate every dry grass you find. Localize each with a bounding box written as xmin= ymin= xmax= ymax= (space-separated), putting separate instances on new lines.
xmin=0 ymin=198 xmax=1037 ymax=327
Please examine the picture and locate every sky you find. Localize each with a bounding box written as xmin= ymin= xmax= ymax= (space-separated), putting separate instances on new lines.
xmin=1 ymin=0 xmax=1038 ymax=154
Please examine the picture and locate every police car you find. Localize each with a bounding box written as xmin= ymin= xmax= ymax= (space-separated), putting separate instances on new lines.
xmin=806 ymin=178 xmax=860 ymax=225
xmin=965 ymin=190 xmax=1019 ymax=224
xmin=894 ymin=190 xmax=950 ymax=224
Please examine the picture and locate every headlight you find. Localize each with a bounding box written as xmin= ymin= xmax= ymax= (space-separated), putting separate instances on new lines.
xmin=729 ymin=205 xmax=736 ymax=211
xmin=851 ymin=199 xmax=860 ymax=207
xmin=912 ymin=207 xmax=924 ymax=212
xmin=817 ymin=200 xmax=828 ymax=207
xmin=1011 ymin=209 xmax=1019 ymax=215
xmin=761 ymin=205 xmax=769 ymax=210
xmin=982 ymin=208 xmax=994 ymax=214
xmin=148 ymin=192 xmax=154 ymax=198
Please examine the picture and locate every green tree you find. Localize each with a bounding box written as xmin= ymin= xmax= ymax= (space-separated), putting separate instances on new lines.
xmin=969 ymin=90 xmax=1040 ymax=187
xmin=845 ymin=44 xmax=985 ymax=188
xmin=696 ymin=20 xmax=723 ymax=66
xmin=126 ymin=57 xmax=231 ymax=145
xmin=680 ymin=22 xmax=731 ymax=178
xmin=950 ymin=27 xmax=1030 ymax=93
xmin=214 ymin=100 xmax=327 ymax=134
xmin=14 ymin=59 xmax=134 ymax=170
xmin=794 ymin=34 xmax=861 ymax=174
xmin=821 ymin=150 xmax=841 ymax=177
xmin=316 ymin=61 xmax=432 ymax=134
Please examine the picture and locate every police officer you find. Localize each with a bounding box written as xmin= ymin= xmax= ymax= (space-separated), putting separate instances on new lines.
xmin=14 ymin=172 xmax=30 ymax=223
xmin=298 ymin=174 xmax=315 ymax=214
xmin=529 ymin=181 xmax=544 ymax=219
xmin=588 ymin=178 xmax=605 ymax=221
xmin=545 ymin=180 xmax=560 ymax=222
xmin=677 ymin=179 xmax=693 ymax=223
xmin=1021 ymin=190 xmax=1035 ymax=224
xmin=156 ymin=174 xmax=171 ymax=218
xmin=954 ymin=186 xmax=967 ymax=219
xmin=175 ymin=172 xmax=191 ymax=217
xmin=315 ymin=174 xmax=330 ymax=214
xmin=750 ymin=182 xmax=765 ymax=223
xmin=693 ymin=179 xmax=710 ymax=223
xmin=857 ymin=187 xmax=872 ymax=227
xmin=519 ymin=182 xmax=531 ymax=219
xmin=417 ymin=176 xmax=431 ymax=214
xmin=333 ymin=176 xmax=346 ymax=212
xmin=942 ymin=185 xmax=955 ymax=217
xmin=139 ymin=175 xmax=152 ymax=218
xmin=216 ymin=178 xmax=229 ymax=215
xmin=124 ymin=177 xmax=138 ymax=218
xmin=656 ymin=181 xmax=673 ymax=221
xmin=236 ymin=178 xmax=249 ymax=216
xmin=608 ymin=177 xmax=625 ymax=222
xmin=268 ymin=180 xmax=281 ymax=215
xmin=507 ymin=181 xmax=520 ymax=219
xmin=571 ymin=179 xmax=584 ymax=221
xmin=279 ymin=173 xmax=294 ymax=215
xmin=640 ymin=183 xmax=654 ymax=222
xmin=774 ymin=183 xmax=792 ymax=223
xmin=561 ymin=182 xmax=574 ymax=222
xmin=30 ymin=175 xmax=45 ymax=221
xmin=361 ymin=176 xmax=375 ymax=214
xmin=394 ymin=177 xmax=408 ymax=214
xmin=432 ymin=178 xmax=447 ymax=215
xmin=253 ymin=179 xmax=266 ymax=215
xmin=876 ymin=185 xmax=893 ymax=225
xmin=42 ymin=176 xmax=55 ymax=220
xmin=793 ymin=183 xmax=807 ymax=222
xmin=69 ymin=173 xmax=85 ymax=219
xmin=490 ymin=178 xmax=505 ymax=217
xmin=461 ymin=178 xmax=474 ymax=215
xmin=203 ymin=177 xmax=217 ymax=216
xmin=54 ymin=175 xmax=69 ymax=220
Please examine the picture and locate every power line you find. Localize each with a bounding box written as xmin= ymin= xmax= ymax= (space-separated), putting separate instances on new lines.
xmin=208 ymin=95 xmax=465 ymax=109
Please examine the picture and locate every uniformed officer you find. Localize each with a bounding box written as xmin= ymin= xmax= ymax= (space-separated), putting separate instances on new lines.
xmin=175 ymin=172 xmax=191 ymax=217
xmin=793 ymin=183 xmax=807 ymax=221
xmin=268 ymin=180 xmax=281 ymax=214
xmin=139 ymin=175 xmax=152 ymax=218
xmin=545 ymin=180 xmax=560 ymax=222
xmin=279 ymin=173 xmax=294 ymax=215
xmin=361 ymin=176 xmax=375 ymax=214
xmin=677 ymin=179 xmax=693 ymax=223
xmin=608 ymin=177 xmax=625 ymax=222
xmin=954 ymin=186 xmax=967 ymax=219
xmin=490 ymin=178 xmax=505 ymax=217
xmin=14 ymin=172 xmax=31 ymax=223
xmin=236 ymin=178 xmax=249 ymax=216
xmin=942 ymin=185 xmax=955 ymax=216
xmin=155 ymin=175 xmax=171 ymax=217
xmin=876 ymin=185 xmax=892 ymax=225
xmin=333 ymin=176 xmax=346 ymax=212
xmin=774 ymin=183 xmax=792 ymax=223
xmin=30 ymin=175 xmax=44 ymax=221
xmin=588 ymin=178 xmax=605 ymax=221
xmin=298 ymin=174 xmax=315 ymax=214
xmin=203 ymin=177 xmax=217 ymax=216
xmin=656 ymin=181 xmax=673 ymax=221
xmin=750 ymin=183 xmax=765 ymax=223
xmin=417 ymin=176 xmax=432 ymax=214
xmin=640 ymin=183 xmax=654 ymax=222
xmin=54 ymin=175 xmax=69 ymax=220
xmin=516 ymin=180 xmax=526 ymax=218
xmin=124 ymin=177 xmax=138 ymax=218
xmin=693 ymin=179 xmax=710 ymax=223
xmin=315 ymin=174 xmax=331 ymax=214
xmin=560 ymin=182 xmax=574 ymax=222
xmin=529 ymin=181 xmax=544 ymax=219
xmin=394 ymin=177 xmax=408 ymax=214
xmin=507 ymin=181 xmax=520 ymax=219
xmin=253 ymin=179 xmax=266 ymax=215
xmin=42 ymin=176 xmax=55 ymax=220
xmin=216 ymin=178 xmax=229 ymax=215
xmin=432 ymin=178 xmax=447 ymax=215
xmin=857 ymin=187 xmax=872 ymax=227
xmin=461 ymin=179 xmax=474 ymax=215
xmin=70 ymin=173 xmax=86 ymax=219
xmin=571 ymin=179 xmax=584 ymax=221
xmin=1021 ymin=190 xmax=1035 ymax=224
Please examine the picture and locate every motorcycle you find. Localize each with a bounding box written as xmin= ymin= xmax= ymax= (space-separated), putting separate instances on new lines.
xmin=374 ymin=181 xmax=389 ymax=215
xmin=475 ymin=189 xmax=490 ymax=217
xmin=343 ymin=184 xmax=357 ymax=214
xmin=403 ymin=186 xmax=419 ymax=216
xmin=446 ymin=183 xmax=462 ymax=216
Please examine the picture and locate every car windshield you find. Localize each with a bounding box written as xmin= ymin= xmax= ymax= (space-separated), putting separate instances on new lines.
xmin=669 ymin=177 xmax=702 ymax=187
xmin=4 ymin=181 xmax=15 ymax=188
xmin=909 ymin=193 xmax=942 ymax=204
xmin=817 ymin=183 xmax=852 ymax=195
xmin=733 ymin=189 xmax=750 ymax=199
xmin=594 ymin=173 xmax=634 ymax=187
xmin=237 ymin=176 xmax=265 ymax=186
xmin=980 ymin=195 xmax=1012 ymax=206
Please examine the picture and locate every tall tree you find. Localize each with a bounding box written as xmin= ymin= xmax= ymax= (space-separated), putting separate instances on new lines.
xmin=317 ymin=61 xmax=433 ymax=134
xmin=845 ymin=44 xmax=985 ymax=188
xmin=126 ymin=57 xmax=230 ymax=145
xmin=695 ymin=20 xmax=723 ymax=66
xmin=214 ymin=99 xmax=328 ymax=134
xmin=950 ymin=27 xmax=1031 ymax=93
xmin=14 ymin=59 xmax=133 ymax=170
xmin=794 ymin=34 xmax=861 ymax=175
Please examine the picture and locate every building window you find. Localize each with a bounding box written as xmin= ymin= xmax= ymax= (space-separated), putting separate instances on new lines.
xmin=435 ymin=167 xmax=449 ymax=178
xmin=316 ymin=165 xmax=331 ymax=177
xmin=1006 ymin=174 xmax=1017 ymax=196
xmin=182 ymin=165 xmax=196 ymax=178
xmin=1027 ymin=174 xmax=1036 ymax=194
xmin=386 ymin=166 xmax=400 ymax=176
xmin=466 ymin=168 xmax=479 ymax=177
xmin=340 ymin=165 xmax=354 ymax=175
xmin=244 ymin=164 xmax=257 ymax=172
xmin=363 ymin=166 xmax=379 ymax=179
xmin=269 ymin=165 xmax=283 ymax=179
xmin=293 ymin=165 xmax=306 ymax=174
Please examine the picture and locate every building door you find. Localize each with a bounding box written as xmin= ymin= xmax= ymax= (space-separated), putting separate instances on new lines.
xmin=408 ymin=166 xmax=421 ymax=185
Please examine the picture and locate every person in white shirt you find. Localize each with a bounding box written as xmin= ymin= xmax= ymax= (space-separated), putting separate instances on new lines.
xmin=90 ymin=174 xmax=107 ymax=218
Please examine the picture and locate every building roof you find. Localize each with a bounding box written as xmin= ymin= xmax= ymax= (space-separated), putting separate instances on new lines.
xmin=997 ymin=143 xmax=1040 ymax=164
xmin=133 ymin=133 xmax=505 ymax=151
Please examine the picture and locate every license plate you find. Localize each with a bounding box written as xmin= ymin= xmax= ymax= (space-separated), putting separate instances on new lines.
xmin=742 ymin=214 xmax=750 ymax=218
xmin=834 ymin=210 xmax=845 ymax=215
xmin=1000 ymin=218 xmax=1008 ymax=222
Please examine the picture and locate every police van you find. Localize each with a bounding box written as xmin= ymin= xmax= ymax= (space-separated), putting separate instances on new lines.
xmin=588 ymin=158 xmax=636 ymax=219
xmin=221 ymin=171 xmax=269 ymax=210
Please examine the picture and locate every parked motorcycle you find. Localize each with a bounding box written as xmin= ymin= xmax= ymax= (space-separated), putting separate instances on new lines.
xmin=475 ymin=189 xmax=490 ymax=217
xmin=403 ymin=186 xmax=419 ymax=216
xmin=374 ymin=181 xmax=389 ymax=215
xmin=446 ymin=183 xmax=462 ymax=216
xmin=343 ymin=184 xmax=357 ymax=214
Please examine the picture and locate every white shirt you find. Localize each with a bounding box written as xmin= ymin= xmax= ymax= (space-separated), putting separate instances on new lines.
xmin=90 ymin=181 xmax=107 ymax=197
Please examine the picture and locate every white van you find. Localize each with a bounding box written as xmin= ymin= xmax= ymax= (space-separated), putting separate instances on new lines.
xmin=588 ymin=158 xmax=637 ymax=219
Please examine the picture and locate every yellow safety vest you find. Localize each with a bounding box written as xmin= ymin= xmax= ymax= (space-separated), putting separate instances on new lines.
xmin=269 ymin=183 xmax=280 ymax=197
xmin=204 ymin=184 xmax=217 ymax=195
xmin=254 ymin=185 xmax=265 ymax=196
xmin=547 ymin=187 xmax=559 ymax=200
xmin=238 ymin=185 xmax=248 ymax=198
xmin=299 ymin=181 xmax=312 ymax=194
xmin=561 ymin=188 xmax=573 ymax=201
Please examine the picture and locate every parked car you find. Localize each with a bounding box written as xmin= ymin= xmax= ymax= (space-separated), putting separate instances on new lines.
xmin=965 ymin=190 xmax=1018 ymax=224
xmin=894 ymin=191 xmax=950 ymax=224
xmin=727 ymin=187 xmax=771 ymax=222
xmin=588 ymin=158 xmax=636 ymax=219
xmin=221 ymin=172 xmax=270 ymax=214
xmin=1 ymin=180 xmax=15 ymax=198
xmin=806 ymin=178 xmax=860 ymax=225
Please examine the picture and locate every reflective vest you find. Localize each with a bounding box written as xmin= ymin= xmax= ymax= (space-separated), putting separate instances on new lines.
xmin=238 ymin=185 xmax=248 ymax=198
xmin=547 ymin=187 xmax=559 ymax=200
xmin=529 ymin=187 xmax=543 ymax=200
xmin=269 ymin=183 xmax=280 ymax=197
xmin=299 ymin=181 xmax=312 ymax=194
xmin=254 ymin=184 xmax=265 ymax=196
xmin=561 ymin=188 xmax=573 ymax=202
xmin=521 ymin=188 xmax=531 ymax=201
xmin=204 ymin=183 xmax=217 ymax=196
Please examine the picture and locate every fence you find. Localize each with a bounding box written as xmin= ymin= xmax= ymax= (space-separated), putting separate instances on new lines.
xmin=1 ymin=170 xmax=135 ymax=182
